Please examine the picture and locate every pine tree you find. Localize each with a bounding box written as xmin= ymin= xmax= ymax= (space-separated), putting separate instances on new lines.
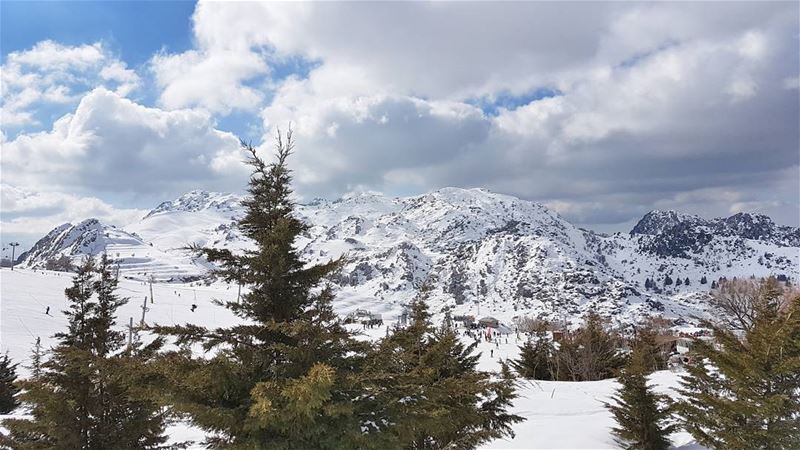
xmin=512 ymin=325 xmax=554 ymax=380
xmin=700 ymin=276 xmax=707 ymax=285
xmin=366 ymin=296 xmax=523 ymax=449
xmin=153 ymin=132 xmax=373 ymax=448
xmin=605 ymin=346 xmax=676 ymax=450
xmin=0 ymin=353 xmax=20 ymax=414
xmin=663 ymin=276 xmax=673 ymax=286
xmin=29 ymin=337 xmax=43 ymax=379
xmin=684 ymin=277 xmax=690 ymax=286
xmin=1 ymin=255 xmax=168 ymax=449
xmin=676 ymin=281 xmax=800 ymax=450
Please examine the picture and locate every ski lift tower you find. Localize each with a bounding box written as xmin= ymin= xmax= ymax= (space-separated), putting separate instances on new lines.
xmin=7 ymin=242 xmax=20 ymax=270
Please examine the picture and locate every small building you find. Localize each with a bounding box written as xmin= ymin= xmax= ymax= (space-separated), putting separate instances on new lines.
xmin=453 ymin=314 xmax=476 ymax=328
xmin=676 ymin=337 xmax=694 ymax=354
xmin=496 ymin=323 xmax=513 ymax=335
xmin=478 ymin=316 xmax=500 ymax=328
xmin=363 ymin=312 xmax=383 ymax=326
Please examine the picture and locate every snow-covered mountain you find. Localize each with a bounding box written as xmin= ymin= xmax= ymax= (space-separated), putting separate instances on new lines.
xmin=18 ymin=188 xmax=800 ymax=326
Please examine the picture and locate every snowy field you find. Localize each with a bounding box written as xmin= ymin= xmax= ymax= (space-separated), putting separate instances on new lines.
xmin=0 ymin=268 xmax=704 ymax=449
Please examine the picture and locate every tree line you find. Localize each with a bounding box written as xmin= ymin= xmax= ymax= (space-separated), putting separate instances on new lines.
xmin=513 ymin=276 xmax=800 ymax=450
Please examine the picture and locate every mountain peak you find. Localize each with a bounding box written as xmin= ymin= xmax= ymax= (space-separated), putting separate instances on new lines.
xmin=144 ymin=190 xmax=241 ymax=218
xmin=630 ymin=210 xmax=699 ymax=235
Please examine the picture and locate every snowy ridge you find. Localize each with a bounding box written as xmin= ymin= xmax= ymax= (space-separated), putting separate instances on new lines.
xmin=18 ymin=219 xmax=206 ymax=282
xmin=18 ymin=188 xmax=800 ymax=326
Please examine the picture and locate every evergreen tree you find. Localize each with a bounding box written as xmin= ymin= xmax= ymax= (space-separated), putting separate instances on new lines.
xmin=1 ymin=255 xmax=168 ymax=449
xmin=366 ymin=296 xmax=523 ymax=449
xmin=675 ymin=281 xmax=800 ymax=450
xmin=28 ymin=337 xmax=44 ymax=379
xmin=0 ymin=353 xmax=20 ymax=414
xmin=153 ymin=132 xmax=373 ymax=448
xmin=700 ymin=276 xmax=707 ymax=285
xmin=606 ymin=346 xmax=676 ymax=450
xmin=630 ymin=323 xmax=666 ymax=373
xmin=553 ymin=311 xmax=625 ymax=381
xmin=663 ymin=276 xmax=673 ymax=286
xmin=684 ymin=277 xmax=690 ymax=286
xmin=675 ymin=278 xmax=682 ymax=286
xmin=512 ymin=325 xmax=554 ymax=380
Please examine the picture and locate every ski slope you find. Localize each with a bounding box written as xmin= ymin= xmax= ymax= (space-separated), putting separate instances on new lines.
xmin=0 ymin=268 xmax=705 ymax=449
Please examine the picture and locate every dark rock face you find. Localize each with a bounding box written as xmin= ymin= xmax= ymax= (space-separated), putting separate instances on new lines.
xmin=631 ymin=210 xmax=698 ymax=236
xmin=632 ymin=210 xmax=799 ymax=258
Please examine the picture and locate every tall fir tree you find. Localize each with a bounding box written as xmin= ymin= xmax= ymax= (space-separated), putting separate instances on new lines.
xmin=1 ymin=255 xmax=168 ymax=449
xmin=605 ymin=346 xmax=676 ymax=450
xmin=365 ymin=294 xmax=523 ymax=449
xmin=153 ymin=131 xmax=373 ymax=448
xmin=676 ymin=279 xmax=800 ymax=450
xmin=0 ymin=353 xmax=20 ymax=414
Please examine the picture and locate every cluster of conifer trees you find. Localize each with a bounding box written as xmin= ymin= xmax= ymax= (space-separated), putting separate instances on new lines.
xmin=513 ymin=278 xmax=800 ymax=450
xmin=512 ymin=312 xmax=627 ymax=382
xmin=0 ymin=133 xmax=522 ymax=449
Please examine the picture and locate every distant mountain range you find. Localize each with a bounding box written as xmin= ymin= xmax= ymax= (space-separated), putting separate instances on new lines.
xmin=18 ymin=188 xmax=799 ymax=326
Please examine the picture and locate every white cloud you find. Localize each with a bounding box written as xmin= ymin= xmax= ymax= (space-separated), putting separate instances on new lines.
xmin=1 ymin=184 xmax=147 ymax=236
xmin=2 ymin=88 xmax=245 ymax=197
xmin=1 ymin=40 xmax=141 ymax=129
xmin=5 ymin=1 xmax=799 ymax=233
xmin=243 ymin=2 xmax=798 ymax=227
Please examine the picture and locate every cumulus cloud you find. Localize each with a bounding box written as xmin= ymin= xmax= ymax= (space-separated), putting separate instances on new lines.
xmin=243 ymin=1 xmax=798 ymax=226
xmin=2 ymin=88 xmax=245 ymax=199
xmin=1 ymin=41 xmax=141 ymax=129
xmin=5 ymin=0 xmax=799 ymax=239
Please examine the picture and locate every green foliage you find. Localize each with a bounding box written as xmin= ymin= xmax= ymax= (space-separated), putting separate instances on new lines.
xmin=512 ymin=325 xmax=554 ymax=380
xmin=154 ymin=132 xmax=372 ymax=449
xmin=676 ymin=279 xmax=800 ymax=450
xmin=0 ymin=353 xmax=20 ymax=414
xmin=605 ymin=345 xmax=675 ymax=450
xmin=29 ymin=338 xmax=43 ymax=379
xmin=1 ymin=255 xmax=168 ymax=450
xmin=365 ymin=296 xmax=523 ymax=449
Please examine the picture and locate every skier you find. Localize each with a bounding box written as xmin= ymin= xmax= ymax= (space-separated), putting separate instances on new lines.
xmin=45 ymin=306 xmax=50 ymax=315
xmin=190 ymin=304 xmax=197 ymax=312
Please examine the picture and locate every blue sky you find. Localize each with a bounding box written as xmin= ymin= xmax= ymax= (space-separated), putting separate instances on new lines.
xmin=1 ymin=1 xmax=798 ymax=255
xmin=1 ymin=1 xmax=195 ymax=66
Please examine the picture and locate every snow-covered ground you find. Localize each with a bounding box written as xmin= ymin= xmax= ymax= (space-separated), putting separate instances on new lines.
xmin=0 ymin=268 xmax=706 ymax=449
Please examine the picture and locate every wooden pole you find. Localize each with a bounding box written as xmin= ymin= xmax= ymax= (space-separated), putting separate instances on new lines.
xmin=128 ymin=317 xmax=134 ymax=349
xmin=149 ymin=276 xmax=155 ymax=304
xmin=140 ymin=295 xmax=148 ymax=327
